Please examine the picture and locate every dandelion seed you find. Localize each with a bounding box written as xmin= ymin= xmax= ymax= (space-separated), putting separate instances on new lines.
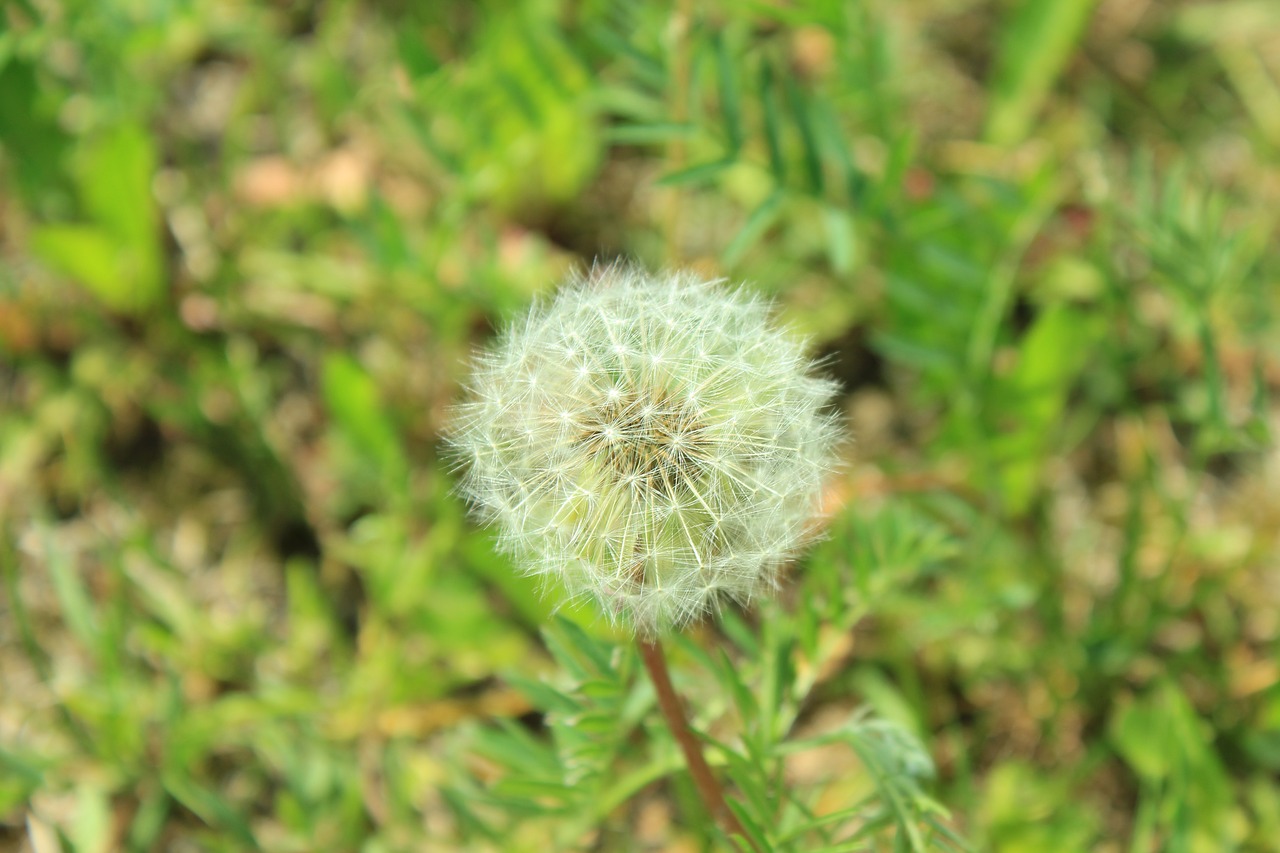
xmin=446 ymin=264 xmax=842 ymax=636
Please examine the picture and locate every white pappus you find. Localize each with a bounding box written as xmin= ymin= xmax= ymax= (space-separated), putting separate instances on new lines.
xmin=446 ymin=264 xmax=843 ymax=637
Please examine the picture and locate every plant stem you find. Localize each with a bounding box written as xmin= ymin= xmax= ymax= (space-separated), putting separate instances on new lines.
xmin=637 ymin=637 xmax=761 ymax=852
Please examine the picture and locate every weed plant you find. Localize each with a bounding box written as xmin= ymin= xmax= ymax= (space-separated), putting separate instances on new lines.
xmin=1 ymin=1 xmax=1278 ymax=851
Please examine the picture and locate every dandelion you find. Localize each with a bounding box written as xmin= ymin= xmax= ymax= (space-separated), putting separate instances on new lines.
xmin=448 ymin=264 xmax=842 ymax=637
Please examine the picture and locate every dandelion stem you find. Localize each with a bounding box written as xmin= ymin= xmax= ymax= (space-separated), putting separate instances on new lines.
xmin=637 ymin=637 xmax=761 ymax=852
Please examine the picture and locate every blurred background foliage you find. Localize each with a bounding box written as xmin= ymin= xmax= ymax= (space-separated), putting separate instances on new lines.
xmin=2 ymin=0 xmax=1279 ymax=850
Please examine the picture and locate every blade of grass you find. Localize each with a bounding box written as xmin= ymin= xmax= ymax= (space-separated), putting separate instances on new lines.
xmin=984 ymin=0 xmax=1099 ymax=144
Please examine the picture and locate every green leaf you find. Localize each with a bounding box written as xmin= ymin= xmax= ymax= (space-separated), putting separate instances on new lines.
xmin=545 ymin=616 xmax=616 ymax=678
xmin=822 ymin=205 xmax=857 ymax=274
xmin=990 ymin=305 xmax=1096 ymax=514
xmin=978 ymin=762 xmax=1095 ymax=851
xmin=783 ymin=71 xmax=822 ymax=194
xmin=851 ymin=668 xmax=925 ymax=740
xmin=506 ymin=673 xmax=582 ymax=715
xmin=1176 ymin=2 xmax=1280 ymax=146
xmin=812 ymin=97 xmax=861 ymax=205
xmin=322 ymin=353 xmax=407 ymax=483
xmin=714 ymin=648 xmax=758 ymax=726
xmin=31 ymin=224 xmax=151 ymax=313
xmin=0 ymin=746 xmax=44 ymax=811
xmin=126 ymin=789 xmax=171 ymax=851
xmin=758 ymin=618 xmax=795 ymax=744
xmin=715 ymin=32 xmax=744 ymax=152
xmin=725 ymin=796 xmax=772 ymax=851
xmin=44 ymin=531 xmax=99 ymax=649
xmin=871 ymin=331 xmax=960 ymax=378
xmin=1110 ymin=681 xmax=1213 ymax=782
xmin=492 ymin=777 xmax=574 ymax=800
xmin=984 ymin=0 xmax=1100 ymax=144
xmin=28 ymin=123 xmax=164 ymax=313
xmin=472 ymin=719 xmax=561 ymax=779
xmin=441 ymin=785 xmax=501 ymax=840
xmin=77 ymin=124 xmax=157 ymax=251
xmin=655 ymin=157 xmax=736 ymax=187
xmin=161 ymin=772 xmax=258 ymax=848
xmin=123 ymin=555 xmax=202 ymax=643
xmin=593 ymin=754 xmax=685 ymax=822
xmin=759 ymin=62 xmax=786 ymax=181
xmin=603 ymin=122 xmax=696 ymax=144
xmin=1108 ymin=680 xmax=1234 ymax=841
xmin=0 ymin=58 xmax=69 ymax=202
xmin=722 ymin=191 xmax=784 ymax=266
xmin=460 ymin=532 xmax=564 ymax=629
xmin=395 ymin=26 xmax=441 ymax=77
xmin=72 ymin=784 xmax=112 ymax=853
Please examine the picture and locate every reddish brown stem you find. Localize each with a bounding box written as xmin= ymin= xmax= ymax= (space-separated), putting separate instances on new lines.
xmin=637 ymin=637 xmax=762 ymax=852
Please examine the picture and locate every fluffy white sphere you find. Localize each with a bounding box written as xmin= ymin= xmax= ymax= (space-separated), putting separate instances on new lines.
xmin=448 ymin=266 xmax=842 ymax=636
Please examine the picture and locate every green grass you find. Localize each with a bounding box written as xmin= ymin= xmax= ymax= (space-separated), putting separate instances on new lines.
xmin=2 ymin=0 xmax=1279 ymax=850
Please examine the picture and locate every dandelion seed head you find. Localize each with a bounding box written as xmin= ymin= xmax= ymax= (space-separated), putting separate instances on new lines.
xmin=446 ymin=264 xmax=842 ymax=636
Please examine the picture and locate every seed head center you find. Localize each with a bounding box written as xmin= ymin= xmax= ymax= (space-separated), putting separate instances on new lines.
xmin=580 ymin=386 xmax=710 ymax=495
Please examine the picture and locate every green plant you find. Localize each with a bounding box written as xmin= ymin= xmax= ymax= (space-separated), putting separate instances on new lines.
xmin=2 ymin=1 xmax=1278 ymax=850
xmin=445 ymin=265 xmax=957 ymax=849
